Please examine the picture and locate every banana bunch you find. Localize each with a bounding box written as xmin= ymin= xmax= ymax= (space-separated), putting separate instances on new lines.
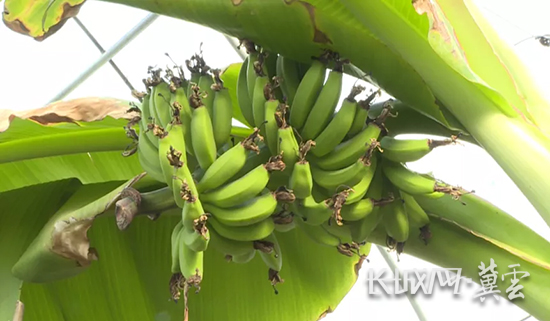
xmin=122 ymin=44 xmax=467 ymax=308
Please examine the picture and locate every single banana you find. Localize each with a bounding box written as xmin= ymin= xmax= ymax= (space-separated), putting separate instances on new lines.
xmin=230 ymin=143 xmax=271 ymax=181
xmin=150 ymin=81 xmax=173 ymax=128
xmin=230 ymin=250 xmax=257 ymax=264
xmin=171 ymin=221 xmax=184 ymax=273
xmin=158 ymin=124 xmax=187 ymax=187
xmin=311 ymin=158 xmax=368 ymax=191
xmin=276 ymin=107 xmax=299 ymax=174
xmin=300 ymin=65 xmax=344 ymax=140
xmin=288 ymin=140 xmax=315 ymax=199
xmin=311 ymin=86 xmax=364 ymax=157
xmin=208 ymin=226 xmax=256 ymax=259
xmin=172 ymin=165 xmax=198 ymax=208
xmin=340 ymin=195 xmax=393 ymax=221
xmin=211 ymin=70 xmax=234 ymax=149
xmin=380 ymin=136 xmax=456 ymax=163
xmin=382 ymin=196 xmax=409 ymax=253
xmin=294 ymin=217 xmax=340 ymax=247
xmin=401 ymin=191 xmax=431 ymax=243
xmin=341 ymin=154 xmax=378 ymax=204
xmin=236 ymin=56 xmax=255 ymax=127
xmin=245 ymin=46 xmax=259 ymax=104
xmin=288 ymin=59 xmax=326 ymax=129
xmin=197 ymin=129 xmax=262 ymax=193
xmin=200 ymin=156 xmax=285 ymax=208
xmin=381 ymin=160 xmax=461 ymax=197
xmin=139 ymin=92 xmax=159 ymax=148
xmin=189 ymin=85 xmax=218 ymax=170
xmin=137 ymin=128 xmax=165 ymax=183
xmin=264 ymin=99 xmax=280 ymax=155
xmin=289 ymin=196 xmax=332 ymax=226
xmin=178 ymin=230 xmax=204 ymax=284
xmin=203 ymin=190 xmax=278 ymax=227
xmin=181 ymin=196 xmax=206 ymax=228
xmin=198 ymin=72 xmax=215 ymax=118
xmin=170 ymin=87 xmax=194 ymax=156
xmin=347 ymin=90 xmax=380 ymax=138
xmin=252 ymin=75 xmax=270 ymax=137
xmin=276 ymin=55 xmax=300 ymax=105
xmin=255 ymin=233 xmax=283 ymax=272
xmin=181 ymin=220 xmax=210 ymax=252
xmin=208 ymin=217 xmax=275 ymax=242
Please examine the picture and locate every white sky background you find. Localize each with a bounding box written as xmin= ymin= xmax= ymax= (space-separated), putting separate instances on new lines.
xmin=1 ymin=0 xmax=550 ymax=320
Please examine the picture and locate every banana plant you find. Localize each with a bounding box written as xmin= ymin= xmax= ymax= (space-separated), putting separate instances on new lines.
xmin=2 ymin=0 xmax=550 ymax=320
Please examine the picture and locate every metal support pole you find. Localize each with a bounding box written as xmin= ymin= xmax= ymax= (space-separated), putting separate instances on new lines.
xmin=46 ymin=13 xmax=159 ymax=104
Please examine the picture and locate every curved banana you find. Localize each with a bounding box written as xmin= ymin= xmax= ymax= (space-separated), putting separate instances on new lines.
xmin=198 ymin=72 xmax=215 ymax=118
xmin=211 ymin=70 xmax=234 ymax=149
xmin=158 ymin=124 xmax=187 ymax=187
xmin=289 ymin=196 xmax=332 ymax=226
xmin=294 ymin=217 xmax=340 ymax=247
xmin=181 ymin=222 xmax=210 ymax=252
xmin=137 ymin=128 xmax=165 ymax=183
xmin=246 ymin=48 xmax=259 ymax=105
xmin=276 ymin=55 xmax=300 ymax=105
xmin=311 ymin=86 xmax=363 ymax=157
xmin=181 ymin=197 xmax=206 ymax=228
xmin=288 ymin=59 xmax=326 ymax=129
xmin=197 ymin=129 xmax=262 ymax=193
xmin=288 ymin=140 xmax=315 ymax=199
xmin=170 ymin=87 xmax=194 ymax=156
xmin=230 ymin=250 xmax=257 ymax=264
xmin=342 ymin=154 xmax=378 ymax=204
xmin=200 ymin=157 xmax=284 ymax=208
xmin=231 ymin=143 xmax=271 ymax=181
xmin=203 ymin=191 xmax=278 ymax=227
xmin=252 ymin=75 xmax=270 ymax=136
xmin=255 ymin=233 xmax=282 ymax=272
xmin=237 ymin=57 xmax=255 ymax=127
xmin=276 ymin=108 xmax=299 ymax=174
xmin=300 ymin=65 xmax=344 ymax=140
xmin=321 ymin=220 xmax=353 ymax=244
xmin=208 ymin=227 xmax=256 ymax=259
xmin=172 ymin=165 xmax=198 ymax=208
xmin=382 ymin=196 xmax=409 ymax=250
xmin=311 ymin=158 xmax=367 ymax=191
xmin=380 ymin=136 xmax=456 ymax=163
xmin=178 ymin=230 xmax=203 ymax=284
xmin=381 ymin=160 xmax=461 ymax=196
xmin=347 ymin=90 xmax=380 ymax=138
xmin=171 ymin=221 xmax=183 ymax=273
xmin=313 ymin=122 xmax=382 ymax=171
xmin=150 ymin=81 xmax=173 ymax=128
xmin=189 ymin=85 xmax=217 ymax=170
xmin=264 ymin=99 xmax=280 ymax=155
xmin=139 ymin=92 xmax=159 ymax=148
xmin=208 ymin=217 xmax=275 ymax=242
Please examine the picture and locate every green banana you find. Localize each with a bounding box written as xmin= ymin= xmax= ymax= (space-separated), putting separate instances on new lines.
xmin=211 ymin=70 xmax=234 ymax=150
xmin=181 ymin=221 xmax=210 ymax=252
xmin=311 ymin=158 xmax=368 ymax=191
xmin=171 ymin=221 xmax=183 ymax=273
xmin=197 ymin=129 xmax=262 ymax=193
xmin=294 ymin=217 xmax=340 ymax=247
xmin=203 ymin=191 xmax=278 ymax=227
xmin=169 ymin=87 xmax=194 ymax=156
xmin=382 ymin=197 xmax=409 ymax=248
xmin=208 ymin=227 xmax=256 ymax=259
xmin=288 ymin=140 xmax=315 ymax=199
xmin=311 ymin=86 xmax=363 ymax=157
xmin=400 ymin=191 xmax=431 ymax=243
xmin=172 ymin=165 xmax=198 ymax=208
xmin=182 ymin=197 xmax=206 ymax=228
xmin=237 ymin=56 xmax=255 ymax=127
xmin=189 ymin=85 xmax=218 ymax=170
xmin=300 ymin=66 xmax=344 ymax=140
xmin=208 ymin=217 xmax=275 ymax=242
xmin=230 ymin=143 xmax=271 ymax=181
xmin=381 ymin=160 xmax=462 ymax=197
xmin=255 ymin=233 xmax=282 ymax=272
xmin=341 ymin=154 xmax=378 ymax=204
xmin=276 ymin=55 xmax=300 ymax=105
xmin=289 ymin=196 xmax=332 ymax=226
xmin=198 ymin=72 xmax=215 ymax=118
xmin=347 ymin=89 xmax=380 ymax=138
xmin=264 ymin=99 xmax=280 ymax=155
xmin=150 ymin=81 xmax=173 ymax=128
xmin=246 ymin=48 xmax=259 ymax=106
xmin=137 ymin=128 xmax=165 ymax=183
xmin=139 ymin=92 xmax=159 ymax=148
xmin=158 ymin=124 xmax=187 ymax=187
xmin=230 ymin=250 xmax=257 ymax=264
xmin=312 ymin=122 xmax=382 ymax=171
xmin=276 ymin=108 xmax=299 ymax=174
xmin=200 ymin=156 xmax=285 ymax=208
xmin=340 ymin=195 xmax=393 ymax=222
xmin=178 ymin=230 xmax=203 ymax=283
xmin=380 ymin=136 xmax=456 ymax=163
xmin=288 ymin=59 xmax=326 ymax=129
xmin=252 ymin=75 xmax=270 ymax=137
